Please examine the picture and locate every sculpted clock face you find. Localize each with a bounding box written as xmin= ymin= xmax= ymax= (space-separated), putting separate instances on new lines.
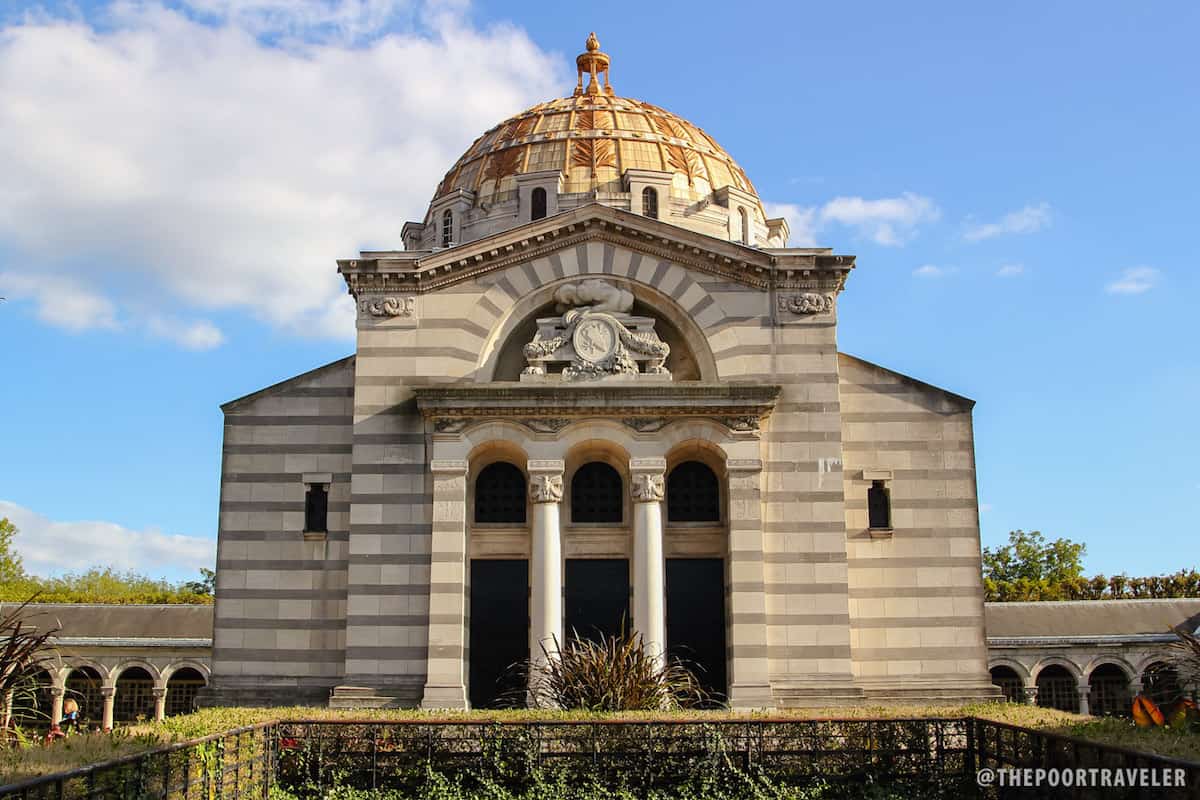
xmin=572 ymin=317 xmax=617 ymax=364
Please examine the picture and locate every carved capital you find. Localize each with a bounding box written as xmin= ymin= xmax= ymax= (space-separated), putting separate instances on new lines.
xmin=527 ymin=460 xmax=565 ymax=504
xmin=777 ymin=292 xmax=834 ymax=315
xmin=529 ymin=473 xmax=564 ymax=504
xmin=630 ymin=472 xmax=665 ymax=503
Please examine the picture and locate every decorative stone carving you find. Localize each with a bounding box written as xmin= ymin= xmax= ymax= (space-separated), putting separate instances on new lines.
xmin=553 ymin=279 xmax=634 ymax=313
xmin=529 ymin=473 xmax=564 ymax=504
xmin=360 ymin=296 xmax=416 ymax=317
xmin=718 ymin=415 xmax=761 ymax=433
xmin=622 ymin=416 xmax=667 ymax=433
xmin=520 ymin=417 xmax=571 ymax=433
xmin=631 ymin=472 xmax=665 ymax=503
xmin=433 ymin=418 xmax=471 ymax=433
xmin=777 ymin=293 xmax=834 ymax=315
xmin=522 ymin=280 xmax=670 ymax=382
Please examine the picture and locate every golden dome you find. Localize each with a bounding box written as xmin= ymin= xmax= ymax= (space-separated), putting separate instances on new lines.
xmin=429 ymin=36 xmax=758 ymax=210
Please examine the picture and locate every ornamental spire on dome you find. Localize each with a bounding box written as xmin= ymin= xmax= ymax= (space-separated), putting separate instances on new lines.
xmin=573 ymin=32 xmax=614 ymax=97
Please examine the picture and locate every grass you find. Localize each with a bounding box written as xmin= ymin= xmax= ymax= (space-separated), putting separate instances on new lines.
xmin=1 ymin=703 xmax=1196 ymax=785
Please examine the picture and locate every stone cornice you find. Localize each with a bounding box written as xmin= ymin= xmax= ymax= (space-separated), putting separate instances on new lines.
xmin=339 ymin=205 xmax=853 ymax=296
xmin=414 ymin=382 xmax=779 ymax=419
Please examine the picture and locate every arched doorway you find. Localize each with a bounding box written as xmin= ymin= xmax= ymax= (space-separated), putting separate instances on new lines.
xmin=166 ymin=668 xmax=206 ymax=716
xmin=1089 ymin=663 xmax=1131 ymax=717
xmin=113 ymin=667 xmax=156 ymax=724
xmin=1142 ymin=662 xmax=1181 ymax=707
xmin=989 ymin=666 xmax=1023 ymax=703
xmin=1035 ymin=664 xmax=1079 ymax=713
xmin=10 ymin=668 xmax=52 ymax=728
xmin=64 ymin=666 xmax=103 ymax=727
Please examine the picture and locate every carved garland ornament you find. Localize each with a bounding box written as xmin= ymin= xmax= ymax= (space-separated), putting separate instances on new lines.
xmin=777 ymin=293 xmax=834 ymax=315
xmin=360 ymin=296 xmax=416 ymax=317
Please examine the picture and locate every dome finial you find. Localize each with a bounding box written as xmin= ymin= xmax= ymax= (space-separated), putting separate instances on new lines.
xmin=574 ymin=32 xmax=613 ymax=97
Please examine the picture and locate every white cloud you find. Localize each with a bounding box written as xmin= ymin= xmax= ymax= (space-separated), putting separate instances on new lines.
xmin=964 ymin=202 xmax=1052 ymax=242
xmin=0 ymin=499 xmax=216 ymax=579
xmin=0 ymin=272 xmax=119 ymax=331
xmin=0 ymin=1 xmax=561 ymax=342
xmin=913 ymin=264 xmax=951 ymax=278
xmin=1106 ymin=266 xmax=1160 ymax=295
xmin=996 ymin=263 xmax=1025 ymax=277
xmin=145 ymin=315 xmax=226 ymax=350
xmin=765 ymin=192 xmax=940 ymax=248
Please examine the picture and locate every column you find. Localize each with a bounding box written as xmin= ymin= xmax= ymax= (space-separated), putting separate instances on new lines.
xmin=1022 ymin=683 xmax=1038 ymax=705
xmin=49 ymin=686 xmax=64 ymax=726
xmin=1077 ymin=681 xmax=1091 ymax=716
xmin=153 ymin=687 xmax=167 ymax=722
xmin=528 ymin=460 xmax=564 ymax=662
xmin=630 ymin=458 xmax=666 ymax=659
xmin=725 ymin=458 xmax=774 ymax=709
xmin=420 ymin=459 xmax=470 ymax=709
xmin=101 ymin=686 xmax=115 ymax=730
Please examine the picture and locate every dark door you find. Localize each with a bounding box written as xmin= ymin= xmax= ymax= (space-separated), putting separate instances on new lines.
xmin=469 ymin=559 xmax=529 ymax=709
xmin=564 ymin=559 xmax=630 ymax=643
xmin=666 ymin=558 xmax=727 ymax=701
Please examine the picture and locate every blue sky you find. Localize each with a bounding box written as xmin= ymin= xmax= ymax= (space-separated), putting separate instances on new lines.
xmin=0 ymin=1 xmax=1196 ymax=581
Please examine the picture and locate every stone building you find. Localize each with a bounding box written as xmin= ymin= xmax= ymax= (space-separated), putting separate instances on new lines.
xmin=205 ymin=34 xmax=1000 ymax=710
xmin=985 ymin=599 xmax=1200 ymax=716
xmin=2 ymin=603 xmax=211 ymax=727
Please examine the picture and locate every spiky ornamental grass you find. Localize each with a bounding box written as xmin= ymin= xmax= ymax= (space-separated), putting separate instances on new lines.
xmin=513 ymin=632 xmax=711 ymax=712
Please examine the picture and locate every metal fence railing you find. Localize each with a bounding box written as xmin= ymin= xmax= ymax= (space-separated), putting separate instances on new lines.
xmin=1 ymin=717 xmax=1197 ymax=799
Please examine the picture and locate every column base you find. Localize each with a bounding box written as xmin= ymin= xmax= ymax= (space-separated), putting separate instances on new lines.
xmin=419 ymin=684 xmax=469 ymax=710
xmin=726 ymin=683 xmax=775 ymax=710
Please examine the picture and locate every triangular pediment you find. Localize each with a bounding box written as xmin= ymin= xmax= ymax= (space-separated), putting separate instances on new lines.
xmin=340 ymin=204 xmax=853 ymax=296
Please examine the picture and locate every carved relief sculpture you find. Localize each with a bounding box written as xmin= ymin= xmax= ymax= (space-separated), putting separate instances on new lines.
xmin=521 ymin=279 xmax=670 ymax=381
xmin=529 ymin=473 xmax=564 ymax=504
xmin=360 ymin=296 xmax=416 ymax=317
xmin=777 ymin=293 xmax=834 ymax=315
xmin=630 ymin=473 xmax=665 ymax=503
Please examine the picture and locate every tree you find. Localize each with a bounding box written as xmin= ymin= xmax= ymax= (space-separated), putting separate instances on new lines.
xmin=0 ymin=518 xmax=28 ymax=586
xmin=183 ymin=568 xmax=216 ymax=596
xmin=983 ymin=530 xmax=1086 ymax=584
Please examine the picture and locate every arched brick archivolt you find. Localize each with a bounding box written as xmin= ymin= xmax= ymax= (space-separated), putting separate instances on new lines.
xmin=470 ymin=254 xmax=725 ymax=383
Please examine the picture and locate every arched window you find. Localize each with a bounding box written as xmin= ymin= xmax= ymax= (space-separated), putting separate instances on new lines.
xmin=867 ymin=481 xmax=891 ymax=529
xmin=1143 ymin=662 xmax=1181 ymax=707
xmin=667 ymin=461 xmax=720 ymax=522
xmin=11 ymin=668 xmax=52 ymax=727
xmin=441 ymin=208 xmax=453 ymax=247
xmin=1089 ymin=663 xmax=1131 ymax=717
xmin=475 ymin=462 xmax=527 ymax=524
xmin=166 ymin=667 xmax=207 ymax=717
xmin=1035 ymin=665 xmax=1079 ymax=713
xmin=738 ymin=207 xmax=749 ymax=243
xmin=571 ymin=462 xmax=622 ymax=523
xmin=64 ymin=666 xmax=103 ymax=725
xmin=642 ymin=187 xmax=658 ymax=220
xmin=531 ymin=187 xmax=547 ymax=221
xmin=114 ymin=667 xmax=156 ymax=723
xmin=989 ymin=666 xmax=1023 ymax=703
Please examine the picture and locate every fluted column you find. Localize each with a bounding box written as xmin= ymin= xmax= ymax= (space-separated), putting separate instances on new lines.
xmin=528 ymin=460 xmax=565 ymax=662
xmin=101 ymin=686 xmax=115 ymax=730
xmin=420 ymin=459 xmax=469 ymax=709
xmin=630 ymin=458 xmax=666 ymax=660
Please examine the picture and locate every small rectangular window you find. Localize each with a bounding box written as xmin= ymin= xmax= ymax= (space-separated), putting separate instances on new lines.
xmin=867 ymin=480 xmax=891 ymax=530
xmin=305 ymin=483 xmax=329 ymax=533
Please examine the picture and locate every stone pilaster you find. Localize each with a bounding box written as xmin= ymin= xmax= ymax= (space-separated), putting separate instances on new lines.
xmin=420 ymin=459 xmax=470 ymax=709
xmin=630 ymin=457 xmax=666 ymax=660
xmin=725 ymin=458 xmax=774 ymax=708
xmin=528 ymin=460 xmax=565 ymax=662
